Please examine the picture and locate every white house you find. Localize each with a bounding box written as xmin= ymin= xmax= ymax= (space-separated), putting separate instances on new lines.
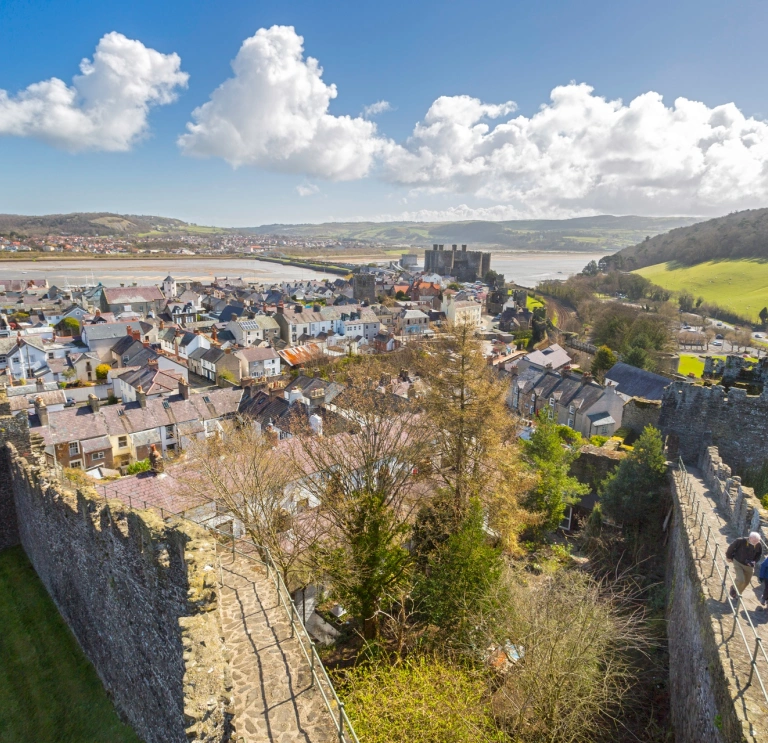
xmin=237 ymin=347 xmax=281 ymax=378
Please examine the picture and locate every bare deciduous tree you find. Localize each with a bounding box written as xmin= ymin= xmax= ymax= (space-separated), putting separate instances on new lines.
xmin=180 ymin=422 xmax=317 ymax=587
xmin=290 ymin=373 xmax=432 ymax=640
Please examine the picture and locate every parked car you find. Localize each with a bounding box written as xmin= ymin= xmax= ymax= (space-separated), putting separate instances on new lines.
xmin=715 ymin=334 xmax=724 ymax=339
xmin=64 ymin=397 xmax=76 ymax=407
xmin=712 ymin=340 xmax=723 ymax=347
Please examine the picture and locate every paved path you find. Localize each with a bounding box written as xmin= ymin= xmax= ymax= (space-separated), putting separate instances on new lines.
xmin=675 ymin=465 xmax=768 ymax=740
xmin=219 ymin=555 xmax=336 ymax=743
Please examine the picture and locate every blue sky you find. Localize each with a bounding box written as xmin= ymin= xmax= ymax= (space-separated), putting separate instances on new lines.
xmin=2 ymin=0 xmax=768 ymax=225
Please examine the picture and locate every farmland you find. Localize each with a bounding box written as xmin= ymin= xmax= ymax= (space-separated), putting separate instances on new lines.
xmin=635 ymin=259 xmax=768 ymax=322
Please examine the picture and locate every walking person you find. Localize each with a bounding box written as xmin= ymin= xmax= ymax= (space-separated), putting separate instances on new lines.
xmin=726 ymin=532 xmax=763 ymax=600
xmin=758 ymin=556 xmax=768 ymax=610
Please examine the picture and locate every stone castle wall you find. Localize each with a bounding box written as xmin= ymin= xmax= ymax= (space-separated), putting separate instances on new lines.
xmin=0 ymin=396 xmax=32 ymax=550
xmin=622 ymin=397 xmax=662 ymax=435
xmin=667 ymin=480 xmax=730 ymax=743
xmin=659 ymin=381 xmax=768 ymax=471
xmin=0 ymin=394 xmax=231 ymax=742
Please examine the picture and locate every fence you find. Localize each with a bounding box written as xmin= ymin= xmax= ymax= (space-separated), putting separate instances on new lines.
xmin=52 ymin=469 xmax=359 ymax=743
xmin=675 ymin=457 xmax=768 ymax=707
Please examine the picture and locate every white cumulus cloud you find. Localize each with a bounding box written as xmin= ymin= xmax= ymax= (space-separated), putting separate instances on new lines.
xmin=362 ymin=100 xmax=392 ymax=118
xmin=383 ymin=84 xmax=768 ymax=216
xmin=179 ymin=25 xmax=391 ymax=180
xmin=296 ymin=183 xmax=320 ymax=196
xmin=0 ymin=32 xmax=188 ymax=151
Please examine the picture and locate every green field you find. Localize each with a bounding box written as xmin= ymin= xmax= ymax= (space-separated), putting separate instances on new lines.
xmin=0 ymin=546 xmax=139 ymax=743
xmin=635 ymin=259 xmax=768 ymax=322
xmin=526 ymin=295 xmax=545 ymax=310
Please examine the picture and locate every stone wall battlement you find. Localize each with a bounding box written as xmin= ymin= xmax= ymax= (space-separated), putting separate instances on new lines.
xmin=660 ymin=381 xmax=768 ymax=471
xmin=0 ymin=400 xmax=231 ymax=743
xmin=698 ymin=446 xmax=767 ymax=538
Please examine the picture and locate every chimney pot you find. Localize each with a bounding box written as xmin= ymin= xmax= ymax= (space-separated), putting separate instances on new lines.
xmin=88 ymin=393 xmax=100 ymax=414
xmin=178 ymin=378 xmax=190 ymax=400
xmin=136 ymin=386 xmax=147 ymax=408
xmin=34 ymin=396 xmax=49 ymax=426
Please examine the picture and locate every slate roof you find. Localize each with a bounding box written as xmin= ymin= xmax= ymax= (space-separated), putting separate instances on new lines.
xmin=218 ymin=304 xmax=247 ymax=323
xmin=38 ymin=388 xmax=242 ymax=445
xmin=233 ymin=316 xmax=280 ymax=331
xmin=9 ymin=389 xmax=67 ymax=412
xmin=82 ymin=322 xmax=151 ymax=342
xmin=524 ymin=343 xmax=572 ymax=370
xmin=102 ymin=286 xmax=164 ymax=303
xmin=115 ymin=366 xmax=182 ymax=395
xmin=604 ymin=362 xmax=670 ymax=401
xmin=101 ymin=465 xmax=210 ymax=514
xmin=238 ymin=347 xmax=280 ymax=362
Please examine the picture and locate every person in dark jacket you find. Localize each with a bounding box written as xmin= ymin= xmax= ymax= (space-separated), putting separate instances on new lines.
xmin=758 ymin=557 xmax=768 ymax=609
xmin=726 ymin=532 xmax=763 ymax=599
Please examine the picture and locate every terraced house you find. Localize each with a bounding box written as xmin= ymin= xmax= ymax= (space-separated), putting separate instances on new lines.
xmin=35 ymin=385 xmax=242 ymax=471
xmin=510 ymin=369 xmax=624 ymax=438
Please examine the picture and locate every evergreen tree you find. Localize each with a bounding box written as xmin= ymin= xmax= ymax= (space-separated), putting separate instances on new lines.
xmin=523 ymin=414 xmax=589 ymax=533
xmin=601 ymin=426 xmax=667 ymax=530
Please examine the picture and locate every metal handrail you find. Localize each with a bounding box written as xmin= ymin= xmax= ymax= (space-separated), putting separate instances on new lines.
xmin=675 ymin=458 xmax=768 ymax=706
xmin=51 ymin=468 xmax=361 ymax=743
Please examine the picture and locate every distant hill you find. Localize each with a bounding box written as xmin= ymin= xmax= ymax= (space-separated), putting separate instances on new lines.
xmin=0 ymin=213 xmax=221 ymax=238
xmin=607 ymin=208 xmax=768 ymax=270
xmin=250 ymin=215 xmax=699 ymax=251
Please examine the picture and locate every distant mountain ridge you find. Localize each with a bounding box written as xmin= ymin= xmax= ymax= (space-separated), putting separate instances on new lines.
xmin=249 ymin=215 xmax=700 ymax=251
xmin=607 ymin=208 xmax=768 ymax=270
xmin=0 ymin=212 xmax=196 ymax=238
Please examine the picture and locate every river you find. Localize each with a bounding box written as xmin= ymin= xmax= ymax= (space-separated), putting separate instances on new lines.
xmin=0 ymin=251 xmax=610 ymax=288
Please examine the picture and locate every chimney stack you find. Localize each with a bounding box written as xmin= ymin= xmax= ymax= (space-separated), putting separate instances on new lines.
xmin=88 ymin=393 xmax=100 ymax=414
xmin=34 ymin=396 xmax=49 ymax=426
xmin=36 ymin=377 xmax=45 ymax=392
xmin=136 ymin=385 xmax=147 ymax=408
xmin=178 ymin=378 xmax=190 ymax=400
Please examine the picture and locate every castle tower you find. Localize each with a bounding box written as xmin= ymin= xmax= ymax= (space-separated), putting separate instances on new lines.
xmin=162 ymin=275 xmax=177 ymax=300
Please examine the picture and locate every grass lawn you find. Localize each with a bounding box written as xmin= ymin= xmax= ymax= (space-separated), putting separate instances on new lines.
xmin=678 ymin=354 xmax=707 ymax=377
xmin=0 ymin=546 xmax=140 ymax=743
xmin=634 ymin=259 xmax=768 ymax=322
xmin=526 ymin=295 xmax=545 ymax=311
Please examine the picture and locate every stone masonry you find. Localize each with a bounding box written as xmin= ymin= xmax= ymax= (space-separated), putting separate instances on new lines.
xmin=0 ymin=390 xmax=231 ymax=743
xmin=668 ymin=448 xmax=768 ymax=742
xmin=659 ymin=382 xmax=768 ymax=472
xmin=1 ymin=384 xmax=345 ymax=743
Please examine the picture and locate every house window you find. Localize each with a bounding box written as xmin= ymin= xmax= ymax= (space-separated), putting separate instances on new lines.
xmin=560 ymin=505 xmax=573 ymax=532
xmin=91 ymin=451 xmax=105 ymax=461
xmin=569 ymin=405 xmax=575 ymax=414
xmin=549 ymin=397 xmax=555 ymax=407
xmin=118 ymin=436 xmax=128 ymax=448
xmin=165 ymin=425 xmax=175 ymax=438
xmin=548 ymin=409 xmax=553 ymax=420
xmin=69 ymin=441 xmax=80 ymax=456
xmin=48 ymin=352 xmax=54 ymax=360
xmin=69 ymin=459 xmax=82 ymax=469
xmin=0 ymin=355 xmax=6 ymax=364
xmin=567 ymin=418 xmax=574 ymax=428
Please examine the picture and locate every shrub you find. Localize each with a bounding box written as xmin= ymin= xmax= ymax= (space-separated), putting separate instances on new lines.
xmin=343 ymin=656 xmax=503 ymax=743
xmin=126 ymin=459 xmax=151 ymax=475
xmin=589 ymin=435 xmax=609 ymax=447
xmin=413 ymin=499 xmax=503 ymax=633
xmin=95 ymin=364 xmax=111 ymax=380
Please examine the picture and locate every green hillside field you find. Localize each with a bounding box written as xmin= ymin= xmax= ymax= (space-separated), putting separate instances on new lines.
xmin=635 ymin=259 xmax=768 ymax=322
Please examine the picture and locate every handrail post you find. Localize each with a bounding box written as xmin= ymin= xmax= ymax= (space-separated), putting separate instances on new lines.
xmin=339 ymin=701 xmax=345 ymax=742
xmin=310 ymin=642 xmax=316 ymax=688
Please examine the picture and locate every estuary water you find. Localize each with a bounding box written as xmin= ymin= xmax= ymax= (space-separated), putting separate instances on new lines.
xmin=0 ymin=251 xmax=611 ymax=288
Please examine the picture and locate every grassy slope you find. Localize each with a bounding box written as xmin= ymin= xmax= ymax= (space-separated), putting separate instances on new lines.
xmin=635 ymin=259 xmax=768 ymax=321
xmin=0 ymin=546 xmax=139 ymax=743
